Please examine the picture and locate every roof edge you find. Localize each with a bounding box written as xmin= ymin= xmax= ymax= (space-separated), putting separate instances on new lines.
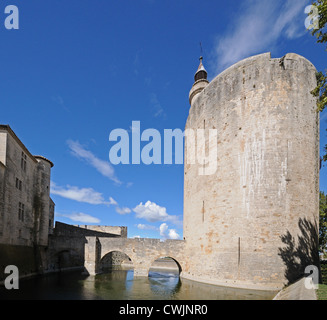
xmin=34 ymin=155 xmax=54 ymax=168
xmin=0 ymin=125 xmax=54 ymax=168
xmin=0 ymin=125 xmax=38 ymax=164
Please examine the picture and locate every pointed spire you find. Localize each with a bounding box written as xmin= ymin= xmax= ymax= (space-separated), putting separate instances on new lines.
xmin=189 ymin=56 xmax=209 ymax=106
xmin=194 ymin=56 xmax=208 ymax=82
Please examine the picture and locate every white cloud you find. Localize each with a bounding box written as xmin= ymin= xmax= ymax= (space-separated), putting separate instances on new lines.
xmin=159 ymin=223 xmax=180 ymax=240
xmin=109 ymin=197 xmax=118 ymax=206
xmin=67 ymin=140 xmax=121 ymax=185
xmin=137 ymin=223 xmax=158 ymax=231
xmin=115 ymin=206 xmax=131 ymax=215
xmin=51 ymin=182 xmax=110 ymax=205
xmin=159 ymin=223 xmax=168 ymax=237
xmin=213 ymin=0 xmax=308 ymax=73
xmin=167 ymin=229 xmax=180 ymax=240
xmin=56 ymin=212 xmax=100 ymax=224
xmin=133 ymin=201 xmax=181 ymax=225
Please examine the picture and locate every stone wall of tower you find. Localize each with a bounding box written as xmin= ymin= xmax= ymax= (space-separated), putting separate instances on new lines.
xmin=34 ymin=157 xmax=53 ymax=247
xmin=182 ymin=53 xmax=320 ymax=290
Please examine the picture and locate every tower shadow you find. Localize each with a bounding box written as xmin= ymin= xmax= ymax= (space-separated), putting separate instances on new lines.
xmin=278 ymin=218 xmax=320 ymax=285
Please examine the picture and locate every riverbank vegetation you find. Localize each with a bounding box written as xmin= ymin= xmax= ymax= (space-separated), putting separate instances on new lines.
xmin=317 ymin=263 xmax=327 ymax=300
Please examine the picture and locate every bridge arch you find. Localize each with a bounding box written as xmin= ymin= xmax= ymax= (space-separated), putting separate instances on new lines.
xmin=99 ymin=250 xmax=133 ymax=273
xmin=84 ymin=236 xmax=185 ymax=278
xmin=148 ymin=255 xmax=183 ymax=275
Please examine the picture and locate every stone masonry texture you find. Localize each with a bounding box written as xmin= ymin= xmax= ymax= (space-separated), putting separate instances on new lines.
xmin=182 ymin=52 xmax=320 ymax=290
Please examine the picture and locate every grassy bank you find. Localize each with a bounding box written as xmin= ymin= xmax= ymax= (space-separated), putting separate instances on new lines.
xmin=317 ymin=263 xmax=327 ymax=300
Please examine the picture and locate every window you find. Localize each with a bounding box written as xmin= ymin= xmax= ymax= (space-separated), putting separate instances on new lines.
xmin=15 ymin=178 xmax=22 ymax=191
xmin=21 ymin=152 xmax=26 ymax=172
xmin=18 ymin=202 xmax=24 ymax=222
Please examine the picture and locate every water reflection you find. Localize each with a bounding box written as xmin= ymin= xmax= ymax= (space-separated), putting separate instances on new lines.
xmin=82 ymin=268 xmax=182 ymax=300
xmin=0 ymin=267 xmax=277 ymax=300
xmin=177 ymin=277 xmax=276 ymax=300
xmin=148 ymin=270 xmax=182 ymax=298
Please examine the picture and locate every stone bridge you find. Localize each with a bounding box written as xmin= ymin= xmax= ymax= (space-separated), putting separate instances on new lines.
xmin=84 ymin=236 xmax=186 ymax=277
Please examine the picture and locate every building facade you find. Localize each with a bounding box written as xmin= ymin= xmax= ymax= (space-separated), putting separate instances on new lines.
xmin=0 ymin=125 xmax=54 ymax=248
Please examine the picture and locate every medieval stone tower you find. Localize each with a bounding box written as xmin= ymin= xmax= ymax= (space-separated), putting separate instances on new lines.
xmin=182 ymin=52 xmax=320 ymax=290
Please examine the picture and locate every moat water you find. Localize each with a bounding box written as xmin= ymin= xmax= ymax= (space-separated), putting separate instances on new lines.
xmin=0 ymin=267 xmax=277 ymax=300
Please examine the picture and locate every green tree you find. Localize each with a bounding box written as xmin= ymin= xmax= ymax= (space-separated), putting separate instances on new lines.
xmin=320 ymin=191 xmax=327 ymax=257
xmin=311 ymin=0 xmax=327 ymax=46
xmin=310 ymin=1 xmax=327 ymax=161
xmin=310 ymin=0 xmax=327 ymax=111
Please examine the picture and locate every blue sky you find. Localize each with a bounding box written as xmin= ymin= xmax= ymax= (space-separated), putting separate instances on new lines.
xmin=1 ymin=0 xmax=326 ymax=239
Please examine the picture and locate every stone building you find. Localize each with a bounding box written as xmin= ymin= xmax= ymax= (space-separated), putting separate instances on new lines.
xmin=0 ymin=125 xmax=54 ymax=247
xmin=0 ymin=125 xmax=55 ymax=279
xmin=182 ymin=52 xmax=320 ymax=290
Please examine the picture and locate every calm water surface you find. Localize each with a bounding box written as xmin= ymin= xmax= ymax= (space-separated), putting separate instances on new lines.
xmin=0 ymin=267 xmax=277 ymax=300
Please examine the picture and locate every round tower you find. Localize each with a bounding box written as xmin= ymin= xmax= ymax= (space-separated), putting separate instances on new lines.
xmin=33 ymin=155 xmax=54 ymax=247
xmin=182 ymin=53 xmax=319 ymax=290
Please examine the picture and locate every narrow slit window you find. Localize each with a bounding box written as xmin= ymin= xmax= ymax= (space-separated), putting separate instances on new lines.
xmin=21 ymin=152 xmax=27 ymax=172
